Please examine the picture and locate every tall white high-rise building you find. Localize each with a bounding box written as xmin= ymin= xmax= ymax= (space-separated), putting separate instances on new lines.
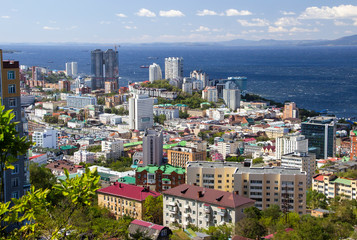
xmin=223 ymin=89 xmax=241 ymax=111
xmin=142 ymin=129 xmax=163 ymax=166
xmin=190 ymin=70 xmax=209 ymax=87
xmin=165 ymin=57 xmax=183 ymax=80
xmin=275 ymin=133 xmax=309 ymax=160
xmin=149 ymin=63 xmax=162 ymax=82
xmin=65 ymin=62 xmax=78 ymax=78
xmin=129 ymin=94 xmax=154 ymax=131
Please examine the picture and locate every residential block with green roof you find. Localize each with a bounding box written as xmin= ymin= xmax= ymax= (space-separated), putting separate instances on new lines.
xmin=135 ymin=164 xmax=186 ymax=192
xmin=312 ymin=174 xmax=357 ymax=200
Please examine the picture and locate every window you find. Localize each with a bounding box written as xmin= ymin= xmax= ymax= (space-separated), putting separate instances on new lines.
xmin=12 ymin=164 xmax=19 ymax=174
xmin=7 ymin=71 xmax=15 ymax=80
xmin=8 ymin=98 xmax=16 ymax=107
xmin=8 ymin=84 xmax=16 ymax=94
xmin=12 ymin=178 xmax=19 ymax=187
xmin=266 ymin=180 xmax=270 ymax=184
xmin=11 ymin=191 xmax=19 ymax=199
xmin=226 ymin=180 xmax=229 ymax=183
xmin=218 ymin=174 xmax=222 ymax=178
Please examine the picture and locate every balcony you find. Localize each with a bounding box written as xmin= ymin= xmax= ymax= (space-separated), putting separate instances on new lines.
xmin=218 ymin=208 xmax=226 ymax=216
xmin=183 ymin=212 xmax=190 ymax=218
xmin=204 ymin=215 xmax=210 ymax=221
xmin=169 ymin=217 xmax=176 ymax=222
xmin=204 ymin=206 xmax=211 ymax=214
xmin=168 ymin=206 xmax=177 ymax=213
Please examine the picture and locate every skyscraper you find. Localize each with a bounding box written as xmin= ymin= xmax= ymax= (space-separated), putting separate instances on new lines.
xmin=91 ymin=49 xmax=119 ymax=90
xmin=223 ymin=89 xmax=241 ymax=111
xmin=0 ymin=49 xmax=30 ymax=202
xmin=142 ymin=129 xmax=163 ymax=166
xmin=149 ymin=63 xmax=162 ymax=82
xmin=65 ymin=62 xmax=78 ymax=78
xmin=165 ymin=57 xmax=183 ymax=80
xmin=301 ymin=116 xmax=336 ymax=159
xmin=129 ymin=94 xmax=154 ymax=131
xmin=283 ymin=102 xmax=299 ymax=119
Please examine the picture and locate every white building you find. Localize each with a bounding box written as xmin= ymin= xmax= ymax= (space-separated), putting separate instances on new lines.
xmin=165 ymin=57 xmax=183 ymax=80
xmin=190 ymin=70 xmax=209 ymax=88
xmin=101 ymin=140 xmax=124 ymax=160
xmin=129 ymin=94 xmax=154 ymax=131
xmin=153 ymin=106 xmax=179 ymax=120
xmin=74 ymin=150 xmax=95 ymax=164
xmin=29 ymin=153 xmax=48 ymax=166
xmin=182 ymin=78 xmax=193 ymax=95
xmin=149 ymin=63 xmax=162 ymax=82
xmin=163 ymin=184 xmax=255 ymax=229
xmin=202 ymin=87 xmax=218 ymax=103
xmin=33 ymin=128 xmax=59 ymax=149
xmin=216 ymin=141 xmax=239 ymax=159
xmin=206 ymin=108 xmax=225 ymax=121
xmin=67 ymin=95 xmax=97 ymax=109
xmin=275 ymin=134 xmax=309 ymax=160
xmin=65 ymin=62 xmax=78 ymax=78
xmin=98 ymin=113 xmax=116 ymax=124
xmin=142 ymin=129 xmax=163 ymax=166
xmin=223 ymin=89 xmax=241 ymax=111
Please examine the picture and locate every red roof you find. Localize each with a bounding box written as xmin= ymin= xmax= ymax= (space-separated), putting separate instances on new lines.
xmin=163 ymin=184 xmax=255 ymax=209
xmin=313 ymin=175 xmax=325 ymax=182
xmin=131 ymin=219 xmax=165 ymax=231
xmin=29 ymin=153 xmax=46 ymax=159
xmin=97 ymin=182 xmax=161 ymax=201
xmin=243 ymin=138 xmax=256 ymax=142
xmin=263 ymin=228 xmax=293 ymax=239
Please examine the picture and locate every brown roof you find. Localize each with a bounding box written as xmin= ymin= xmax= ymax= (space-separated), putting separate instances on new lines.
xmin=163 ymin=184 xmax=255 ymax=209
xmin=232 ymin=236 xmax=254 ymax=240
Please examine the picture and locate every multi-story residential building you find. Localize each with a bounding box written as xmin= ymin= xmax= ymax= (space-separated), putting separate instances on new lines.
xmin=142 ymin=129 xmax=163 ymax=166
xmin=351 ymin=130 xmax=357 ymax=160
xmin=227 ymin=76 xmax=247 ymax=93
xmin=275 ymin=133 xmax=309 ymax=160
xmin=167 ymin=147 xmax=206 ymax=168
xmin=216 ymin=141 xmax=239 ymax=159
xmin=202 ymin=87 xmax=218 ymax=103
xmin=223 ymin=89 xmax=241 ymax=111
xmin=190 ymin=70 xmax=209 ymax=88
xmin=234 ymin=166 xmax=307 ymax=214
xmin=73 ymin=150 xmax=95 ymax=164
xmin=186 ymin=161 xmax=241 ymax=192
xmin=153 ymin=105 xmax=179 ymax=120
xmin=283 ymin=102 xmax=299 ymax=119
xmin=101 ymin=140 xmax=124 ymax=160
xmin=186 ymin=161 xmax=307 ymax=214
xmin=301 ymin=116 xmax=336 ymax=159
xmin=58 ymin=80 xmax=71 ymax=92
xmin=91 ymin=49 xmax=119 ymax=89
xmin=165 ymin=57 xmax=183 ymax=80
xmin=129 ymin=94 xmax=154 ymax=131
xmin=149 ymin=63 xmax=162 ymax=82
xmin=105 ymin=81 xmax=118 ymax=94
xmin=135 ymin=164 xmax=185 ymax=192
xmin=264 ymin=127 xmax=289 ymax=139
xmin=162 ymin=184 xmax=255 ymax=228
xmin=312 ymin=174 xmax=357 ymax=200
xmin=281 ymin=152 xmax=316 ymax=187
xmin=65 ymin=61 xmax=78 ymax=78
xmin=66 ymin=95 xmax=97 ymax=109
xmin=0 ymin=50 xmax=30 ymax=202
xmin=182 ymin=78 xmax=193 ymax=95
xmin=97 ymin=182 xmax=161 ymax=220
xmin=32 ymin=128 xmax=59 ymax=149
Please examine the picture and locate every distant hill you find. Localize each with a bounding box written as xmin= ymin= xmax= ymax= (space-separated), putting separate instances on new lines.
xmin=303 ymin=34 xmax=357 ymax=46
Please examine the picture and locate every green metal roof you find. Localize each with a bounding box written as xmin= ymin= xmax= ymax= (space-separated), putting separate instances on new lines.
xmin=136 ymin=164 xmax=185 ymax=175
xmin=163 ymin=141 xmax=186 ymax=149
xmin=60 ymin=145 xmax=78 ymax=150
xmin=124 ymin=141 xmax=143 ymax=147
xmin=331 ymin=178 xmax=352 ymax=186
xmin=98 ymin=172 xmax=117 ymax=181
xmin=118 ymin=176 xmax=136 ymax=185
xmin=162 ymin=178 xmax=171 ymax=182
xmin=175 ymin=104 xmax=188 ymax=107
xmin=57 ymin=173 xmax=82 ymax=181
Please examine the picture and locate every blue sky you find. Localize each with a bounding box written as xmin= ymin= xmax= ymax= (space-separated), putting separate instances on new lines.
xmin=1 ymin=0 xmax=357 ymax=43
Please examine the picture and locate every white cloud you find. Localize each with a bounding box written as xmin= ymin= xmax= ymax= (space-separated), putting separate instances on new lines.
xmin=116 ymin=13 xmax=127 ymax=18
xmin=275 ymin=17 xmax=301 ymax=26
xmin=300 ymin=5 xmax=357 ymax=19
xmin=125 ymin=26 xmax=137 ymax=30
xmin=226 ymin=9 xmax=252 ymax=16
xmin=268 ymin=26 xmax=288 ymax=33
xmin=290 ymin=27 xmax=319 ymax=33
xmin=353 ymin=18 xmax=357 ymax=26
xmin=159 ymin=10 xmax=185 ymax=17
xmin=99 ymin=21 xmax=111 ymax=25
xmin=281 ymin=11 xmax=295 ymax=15
xmin=66 ymin=25 xmax=78 ymax=30
xmin=195 ymin=26 xmax=210 ymax=32
xmin=197 ymin=9 xmax=217 ymax=16
xmin=136 ymin=8 xmax=156 ymax=17
xmin=1 ymin=16 xmax=10 ymax=19
xmin=334 ymin=20 xmax=348 ymax=26
xmin=237 ymin=18 xmax=269 ymax=27
xmin=43 ymin=26 xmax=60 ymax=30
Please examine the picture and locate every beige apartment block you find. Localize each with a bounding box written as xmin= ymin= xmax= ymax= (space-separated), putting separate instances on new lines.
xmin=312 ymin=174 xmax=357 ymax=200
xmin=168 ymin=147 xmax=206 ymax=168
xmin=163 ymin=184 xmax=255 ymax=229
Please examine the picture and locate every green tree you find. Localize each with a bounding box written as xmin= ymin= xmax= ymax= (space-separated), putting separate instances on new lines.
xmin=143 ymin=195 xmax=163 ymax=225
xmin=206 ymin=224 xmax=233 ymax=240
xmin=252 ymin=157 xmax=264 ymax=165
xmin=29 ymin=162 xmax=57 ymax=190
xmin=235 ymin=218 xmax=266 ymax=239
xmin=0 ymin=103 xmax=33 ymax=202
xmin=306 ymin=189 xmax=328 ymax=209
xmin=244 ymin=206 xmax=262 ymax=220
xmin=130 ymin=229 xmax=152 ymax=240
xmin=179 ymin=111 xmax=189 ymax=119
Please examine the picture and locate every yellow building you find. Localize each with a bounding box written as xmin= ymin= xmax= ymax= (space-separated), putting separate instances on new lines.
xmin=168 ymin=147 xmax=206 ymax=168
xmin=312 ymin=174 xmax=357 ymax=200
xmin=97 ymin=182 xmax=161 ymax=220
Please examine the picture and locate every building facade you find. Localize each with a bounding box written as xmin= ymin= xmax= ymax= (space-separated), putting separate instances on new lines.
xmin=165 ymin=57 xmax=183 ymax=80
xmin=313 ymin=174 xmax=357 ymax=200
xmin=190 ymin=70 xmax=209 ymax=88
xmin=66 ymin=95 xmax=97 ymax=109
xmin=301 ymin=116 xmax=336 ymax=159
xmin=101 ymin=140 xmax=124 ymax=160
xmin=351 ymin=130 xmax=357 ymax=160
xmin=129 ymin=94 xmax=154 ymax=131
xmin=135 ymin=164 xmax=185 ymax=192
xmin=162 ymin=184 xmax=255 ymax=229
xmin=275 ymin=133 xmax=309 ymax=160
xmin=153 ymin=106 xmax=179 ymax=120
xmin=202 ymin=87 xmax=218 ymax=103
xmin=73 ymin=150 xmax=95 ymax=164
xmin=167 ymin=147 xmax=206 ymax=168
xmin=283 ymin=102 xmax=299 ymax=119
xmin=91 ymin=49 xmax=119 ymax=89
xmin=149 ymin=63 xmax=162 ymax=82
xmin=223 ymin=89 xmax=241 ymax=111
xmin=65 ymin=61 xmax=78 ymax=78
xmin=32 ymin=128 xmax=59 ymax=149
xmin=97 ymin=182 xmax=161 ymax=220
xmin=142 ymin=129 xmax=163 ymax=166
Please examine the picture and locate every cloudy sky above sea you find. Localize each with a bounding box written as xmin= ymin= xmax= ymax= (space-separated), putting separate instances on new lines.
xmin=1 ymin=0 xmax=357 ymax=43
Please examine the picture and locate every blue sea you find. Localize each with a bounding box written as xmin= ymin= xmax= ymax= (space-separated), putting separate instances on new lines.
xmin=2 ymin=44 xmax=357 ymax=118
